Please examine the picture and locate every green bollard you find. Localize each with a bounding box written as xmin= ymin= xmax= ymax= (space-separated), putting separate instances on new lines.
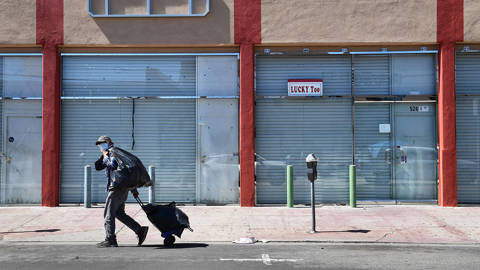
xmin=349 ymin=165 xmax=356 ymax=208
xmin=287 ymin=165 xmax=294 ymax=207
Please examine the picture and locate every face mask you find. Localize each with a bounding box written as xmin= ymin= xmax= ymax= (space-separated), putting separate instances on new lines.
xmin=98 ymin=143 xmax=109 ymax=152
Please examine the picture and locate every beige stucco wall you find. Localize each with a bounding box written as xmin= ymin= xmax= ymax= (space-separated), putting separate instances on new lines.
xmin=464 ymin=0 xmax=480 ymax=41
xmin=261 ymin=0 xmax=437 ymax=43
xmin=0 ymin=0 xmax=36 ymax=44
xmin=64 ymin=0 xmax=233 ymax=45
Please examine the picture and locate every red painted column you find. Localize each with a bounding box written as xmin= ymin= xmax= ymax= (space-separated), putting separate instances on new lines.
xmin=437 ymin=0 xmax=463 ymax=207
xmin=438 ymin=43 xmax=458 ymax=207
xmin=37 ymin=0 xmax=63 ymax=206
xmin=235 ymin=0 xmax=261 ymax=206
xmin=239 ymin=44 xmax=256 ymax=206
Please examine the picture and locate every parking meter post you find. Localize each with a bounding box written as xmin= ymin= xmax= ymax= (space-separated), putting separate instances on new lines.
xmin=310 ymin=180 xmax=316 ymax=233
xmin=349 ymin=165 xmax=356 ymax=208
xmin=84 ymin=165 xmax=91 ymax=208
xmin=306 ymin=153 xmax=318 ymax=233
xmin=148 ymin=166 xmax=155 ymax=204
xmin=287 ymin=165 xmax=294 ymax=207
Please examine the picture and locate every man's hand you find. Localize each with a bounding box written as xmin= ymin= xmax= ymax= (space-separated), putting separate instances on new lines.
xmin=102 ymin=150 xmax=109 ymax=158
xmin=132 ymin=189 xmax=139 ymax=199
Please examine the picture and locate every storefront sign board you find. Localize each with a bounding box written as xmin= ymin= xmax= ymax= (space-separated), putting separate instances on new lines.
xmin=288 ymin=79 xmax=323 ymax=96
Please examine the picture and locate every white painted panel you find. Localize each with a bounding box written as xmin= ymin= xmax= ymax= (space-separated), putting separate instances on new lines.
xmin=197 ymin=56 xmax=238 ymax=96
xmin=392 ymin=54 xmax=436 ymax=95
xmin=3 ymin=57 xmax=42 ymax=97
xmin=4 ymin=117 xmax=42 ymax=203
xmin=198 ymin=99 xmax=239 ymax=204
xmin=1 ymin=100 xmax=42 ymax=204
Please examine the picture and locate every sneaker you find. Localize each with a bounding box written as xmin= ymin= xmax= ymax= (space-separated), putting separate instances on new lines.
xmin=137 ymin=226 xmax=149 ymax=246
xmin=96 ymin=238 xmax=118 ymax=248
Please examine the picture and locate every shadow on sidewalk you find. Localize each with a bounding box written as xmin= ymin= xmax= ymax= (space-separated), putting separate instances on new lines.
xmin=140 ymin=243 xmax=209 ymax=249
xmin=0 ymin=229 xmax=60 ymax=234
xmin=318 ymin=229 xmax=370 ymax=233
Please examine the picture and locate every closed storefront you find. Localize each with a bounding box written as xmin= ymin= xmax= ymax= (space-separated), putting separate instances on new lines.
xmin=354 ymin=53 xmax=438 ymax=202
xmin=60 ymin=54 xmax=239 ymax=204
xmin=0 ymin=55 xmax=42 ymax=204
xmin=255 ymin=51 xmax=437 ymax=204
xmin=255 ymin=55 xmax=353 ymax=204
xmin=456 ymin=52 xmax=480 ymax=203
xmin=0 ymin=0 xmax=473 ymax=208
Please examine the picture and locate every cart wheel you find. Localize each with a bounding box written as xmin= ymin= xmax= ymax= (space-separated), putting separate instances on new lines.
xmin=164 ymin=236 xmax=175 ymax=247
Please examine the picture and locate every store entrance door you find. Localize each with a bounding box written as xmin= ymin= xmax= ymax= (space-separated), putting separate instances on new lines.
xmin=4 ymin=116 xmax=42 ymax=204
xmin=392 ymin=103 xmax=437 ymax=201
xmin=355 ymin=102 xmax=437 ymax=202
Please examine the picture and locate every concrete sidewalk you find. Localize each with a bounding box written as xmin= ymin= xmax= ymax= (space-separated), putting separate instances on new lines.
xmin=1 ymin=204 xmax=480 ymax=245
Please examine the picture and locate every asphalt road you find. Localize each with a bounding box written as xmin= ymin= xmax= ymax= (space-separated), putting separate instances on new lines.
xmin=1 ymin=242 xmax=480 ymax=270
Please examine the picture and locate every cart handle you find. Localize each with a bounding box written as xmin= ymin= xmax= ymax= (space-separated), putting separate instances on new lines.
xmin=135 ymin=196 xmax=145 ymax=207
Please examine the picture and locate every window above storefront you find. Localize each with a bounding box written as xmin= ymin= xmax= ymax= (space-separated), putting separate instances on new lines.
xmin=0 ymin=55 xmax=42 ymax=98
xmin=255 ymin=50 xmax=437 ymax=98
xmin=88 ymin=0 xmax=210 ymax=17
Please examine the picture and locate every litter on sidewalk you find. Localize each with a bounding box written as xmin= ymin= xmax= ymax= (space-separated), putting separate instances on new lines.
xmin=233 ymin=236 xmax=257 ymax=244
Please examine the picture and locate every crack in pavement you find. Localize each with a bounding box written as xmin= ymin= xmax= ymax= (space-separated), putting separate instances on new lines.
xmin=376 ymin=229 xmax=399 ymax=242
xmin=1 ymin=213 xmax=45 ymax=235
xmin=427 ymin=215 xmax=472 ymax=242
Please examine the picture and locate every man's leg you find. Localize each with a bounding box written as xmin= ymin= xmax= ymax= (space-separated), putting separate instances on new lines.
xmin=115 ymin=190 xmax=142 ymax=234
xmin=115 ymin=190 xmax=149 ymax=246
xmin=103 ymin=191 xmax=123 ymax=241
xmin=97 ymin=191 xmax=121 ymax=247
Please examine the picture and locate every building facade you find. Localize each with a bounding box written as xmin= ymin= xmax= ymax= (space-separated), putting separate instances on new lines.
xmin=0 ymin=0 xmax=478 ymax=207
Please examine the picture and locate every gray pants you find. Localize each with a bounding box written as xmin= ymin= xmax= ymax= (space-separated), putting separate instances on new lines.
xmin=104 ymin=190 xmax=141 ymax=240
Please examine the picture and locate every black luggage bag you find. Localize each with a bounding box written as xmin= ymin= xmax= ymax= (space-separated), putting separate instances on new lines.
xmin=135 ymin=197 xmax=193 ymax=247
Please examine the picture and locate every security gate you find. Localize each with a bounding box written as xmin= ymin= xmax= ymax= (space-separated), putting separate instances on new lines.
xmin=255 ymin=55 xmax=352 ymax=204
xmin=60 ymin=54 xmax=238 ymax=204
xmin=456 ymin=52 xmax=480 ymax=203
xmin=255 ymin=98 xmax=352 ymax=204
xmin=354 ymin=103 xmax=437 ymax=201
xmin=255 ymin=52 xmax=437 ymax=204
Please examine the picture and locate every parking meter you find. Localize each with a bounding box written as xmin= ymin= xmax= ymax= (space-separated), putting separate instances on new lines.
xmin=306 ymin=153 xmax=318 ymax=182
xmin=305 ymin=153 xmax=318 ymax=233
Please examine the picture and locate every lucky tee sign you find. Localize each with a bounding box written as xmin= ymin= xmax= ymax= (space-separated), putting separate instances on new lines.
xmin=288 ymin=79 xmax=323 ymax=96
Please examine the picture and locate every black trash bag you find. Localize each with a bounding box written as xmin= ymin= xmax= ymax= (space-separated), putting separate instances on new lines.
xmin=142 ymin=202 xmax=191 ymax=238
xmin=109 ymin=147 xmax=152 ymax=190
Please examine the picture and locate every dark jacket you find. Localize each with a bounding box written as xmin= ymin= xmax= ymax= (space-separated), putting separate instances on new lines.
xmin=95 ymin=151 xmax=118 ymax=192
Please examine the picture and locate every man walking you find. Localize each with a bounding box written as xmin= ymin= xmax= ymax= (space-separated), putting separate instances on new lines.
xmin=94 ymin=136 xmax=149 ymax=248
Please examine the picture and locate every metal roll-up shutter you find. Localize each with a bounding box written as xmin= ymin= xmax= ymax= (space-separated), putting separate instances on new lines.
xmin=256 ymin=56 xmax=351 ymax=96
xmin=133 ymin=99 xmax=196 ymax=203
xmin=0 ymin=101 xmax=2 ymax=194
xmin=456 ymin=97 xmax=480 ymax=203
xmin=456 ymin=52 xmax=480 ymax=203
xmin=456 ymin=53 xmax=480 ymax=95
xmin=62 ymin=56 xmax=196 ymax=97
xmin=60 ymin=99 xmax=137 ymax=203
xmin=0 ymin=58 xmax=3 ymax=194
xmin=354 ymin=104 xmax=391 ymax=200
xmin=61 ymin=55 xmax=197 ymax=203
xmin=255 ymin=98 xmax=352 ymax=204
xmin=353 ymin=55 xmax=390 ymax=96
